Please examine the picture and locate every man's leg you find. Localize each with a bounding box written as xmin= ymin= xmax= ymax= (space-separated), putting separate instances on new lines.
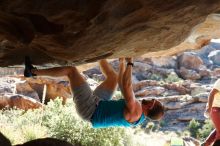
xmin=94 ymin=59 xmax=118 ymax=100
xmin=33 ymin=66 xmax=97 ymax=121
xmin=32 ymin=67 xmax=86 ymax=92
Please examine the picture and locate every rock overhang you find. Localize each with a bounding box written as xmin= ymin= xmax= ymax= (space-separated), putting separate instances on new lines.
xmin=0 ymin=0 xmax=220 ymax=66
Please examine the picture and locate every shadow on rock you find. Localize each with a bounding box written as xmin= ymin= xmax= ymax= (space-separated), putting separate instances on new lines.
xmin=0 ymin=132 xmax=79 ymax=146
xmin=15 ymin=138 xmax=78 ymax=146
xmin=0 ymin=132 xmax=11 ymax=146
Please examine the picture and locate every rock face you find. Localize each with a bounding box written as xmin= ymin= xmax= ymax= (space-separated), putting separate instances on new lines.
xmin=0 ymin=76 xmax=71 ymax=110
xmin=0 ymin=0 xmax=220 ymax=66
xmin=0 ymin=94 xmax=43 ymax=110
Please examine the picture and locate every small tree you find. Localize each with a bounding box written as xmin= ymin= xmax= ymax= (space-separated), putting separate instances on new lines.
xmin=187 ymin=119 xmax=200 ymax=138
xmin=198 ymin=119 xmax=214 ymax=140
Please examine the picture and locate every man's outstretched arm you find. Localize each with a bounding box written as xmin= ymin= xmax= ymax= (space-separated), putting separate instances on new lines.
xmin=118 ymin=58 xmax=125 ymax=93
xmin=122 ymin=58 xmax=136 ymax=110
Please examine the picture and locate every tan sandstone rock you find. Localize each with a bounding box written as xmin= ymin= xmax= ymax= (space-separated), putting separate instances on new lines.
xmin=0 ymin=1 xmax=220 ymax=66
xmin=0 ymin=94 xmax=42 ymax=110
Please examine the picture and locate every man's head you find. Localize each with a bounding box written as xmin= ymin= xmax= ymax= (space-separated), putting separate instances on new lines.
xmin=141 ymin=99 xmax=164 ymax=120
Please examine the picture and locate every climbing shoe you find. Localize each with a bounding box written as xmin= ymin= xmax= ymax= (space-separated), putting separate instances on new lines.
xmin=24 ymin=56 xmax=36 ymax=77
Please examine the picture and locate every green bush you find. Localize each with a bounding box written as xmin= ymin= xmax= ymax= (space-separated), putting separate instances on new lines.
xmin=149 ymin=73 xmax=163 ymax=81
xmin=164 ymin=72 xmax=182 ymax=83
xmin=0 ymin=108 xmax=48 ymax=145
xmin=0 ymin=98 xmax=149 ymax=146
xmin=42 ymin=98 xmax=128 ymax=146
xmin=186 ymin=119 xmax=214 ymax=140
xmin=198 ymin=119 xmax=214 ymax=140
xmin=187 ymin=119 xmax=200 ymax=138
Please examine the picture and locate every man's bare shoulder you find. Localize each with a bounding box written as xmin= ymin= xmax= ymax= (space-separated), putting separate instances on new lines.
xmin=124 ymin=100 xmax=142 ymax=123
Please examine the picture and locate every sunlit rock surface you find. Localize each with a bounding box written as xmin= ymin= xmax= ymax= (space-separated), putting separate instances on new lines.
xmin=0 ymin=76 xmax=71 ymax=110
xmin=0 ymin=0 xmax=220 ymax=66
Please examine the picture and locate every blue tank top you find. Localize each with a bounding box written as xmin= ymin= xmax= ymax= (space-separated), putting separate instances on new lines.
xmin=91 ymin=99 xmax=145 ymax=128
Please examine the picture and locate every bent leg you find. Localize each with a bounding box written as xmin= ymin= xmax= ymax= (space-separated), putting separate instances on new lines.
xmin=33 ymin=66 xmax=97 ymax=121
xmin=94 ymin=59 xmax=118 ymax=100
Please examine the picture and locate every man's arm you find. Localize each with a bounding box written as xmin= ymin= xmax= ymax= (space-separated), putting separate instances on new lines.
xmin=118 ymin=58 xmax=125 ymax=93
xmin=121 ymin=58 xmax=136 ymax=110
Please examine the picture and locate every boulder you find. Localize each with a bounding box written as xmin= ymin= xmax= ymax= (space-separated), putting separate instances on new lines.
xmin=165 ymin=102 xmax=181 ymax=110
xmin=16 ymin=82 xmax=40 ymax=101
xmin=0 ymin=76 xmax=72 ymax=108
xmin=133 ymin=80 xmax=159 ymax=92
xmin=208 ymin=50 xmax=220 ymax=66
xmin=197 ymin=45 xmax=215 ymax=68
xmin=190 ymin=85 xmax=208 ymax=97
xmin=0 ymin=77 xmax=21 ymax=94
xmin=0 ymin=94 xmax=43 ymax=110
xmin=133 ymin=62 xmax=152 ymax=73
xmin=193 ymin=93 xmax=208 ymax=103
xmin=211 ymin=68 xmax=220 ymax=77
xmin=179 ymin=67 xmax=201 ymax=80
xmin=135 ymin=86 xmax=165 ymax=97
xmin=198 ymin=68 xmax=211 ymax=78
xmin=25 ymin=77 xmax=72 ymax=104
xmin=177 ymin=52 xmax=204 ymax=70
xmin=163 ymin=83 xmax=190 ymax=95
xmin=148 ymin=56 xmax=177 ymax=69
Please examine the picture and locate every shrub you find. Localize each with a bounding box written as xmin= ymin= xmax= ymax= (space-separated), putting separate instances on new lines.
xmin=149 ymin=73 xmax=163 ymax=81
xmin=198 ymin=119 xmax=214 ymax=140
xmin=0 ymin=98 xmax=149 ymax=146
xmin=164 ymin=72 xmax=182 ymax=83
xmin=187 ymin=119 xmax=200 ymax=138
xmin=43 ymin=98 xmax=138 ymax=146
xmin=186 ymin=119 xmax=214 ymax=141
xmin=0 ymin=108 xmax=48 ymax=145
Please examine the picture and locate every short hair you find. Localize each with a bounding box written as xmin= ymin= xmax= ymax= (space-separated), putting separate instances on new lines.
xmin=147 ymin=100 xmax=164 ymax=120
xmin=213 ymin=139 xmax=220 ymax=146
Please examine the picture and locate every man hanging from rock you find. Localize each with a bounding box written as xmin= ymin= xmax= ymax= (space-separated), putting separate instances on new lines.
xmin=24 ymin=57 xmax=164 ymax=128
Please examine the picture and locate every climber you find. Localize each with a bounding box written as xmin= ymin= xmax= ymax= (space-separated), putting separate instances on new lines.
xmin=24 ymin=57 xmax=164 ymax=128
xmin=201 ymin=79 xmax=220 ymax=146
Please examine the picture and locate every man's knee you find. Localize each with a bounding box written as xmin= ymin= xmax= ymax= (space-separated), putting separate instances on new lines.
xmin=107 ymin=71 xmax=118 ymax=82
xmin=65 ymin=66 xmax=78 ymax=77
xmin=105 ymin=72 xmax=118 ymax=87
